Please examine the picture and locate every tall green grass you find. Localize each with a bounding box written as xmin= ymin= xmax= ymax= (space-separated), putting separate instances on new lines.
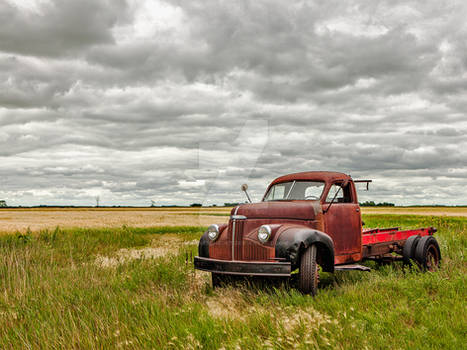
xmin=0 ymin=216 xmax=465 ymax=349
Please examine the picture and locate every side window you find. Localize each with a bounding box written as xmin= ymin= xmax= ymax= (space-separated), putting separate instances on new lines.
xmin=325 ymin=182 xmax=353 ymax=203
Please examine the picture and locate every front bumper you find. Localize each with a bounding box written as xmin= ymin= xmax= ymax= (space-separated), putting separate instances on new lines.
xmin=194 ymin=256 xmax=291 ymax=276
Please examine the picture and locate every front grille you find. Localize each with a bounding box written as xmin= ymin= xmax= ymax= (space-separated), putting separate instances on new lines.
xmin=243 ymin=240 xmax=271 ymax=261
xmin=211 ymin=217 xmax=275 ymax=262
xmin=233 ymin=220 xmax=244 ymax=260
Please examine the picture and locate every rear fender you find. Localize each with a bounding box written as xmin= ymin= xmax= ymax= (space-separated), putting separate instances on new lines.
xmin=275 ymin=226 xmax=334 ymax=272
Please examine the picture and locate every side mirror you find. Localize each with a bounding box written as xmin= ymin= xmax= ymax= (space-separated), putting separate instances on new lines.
xmin=241 ymin=184 xmax=252 ymax=203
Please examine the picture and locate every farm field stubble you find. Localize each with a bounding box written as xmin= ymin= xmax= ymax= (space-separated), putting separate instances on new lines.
xmin=0 ymin=212 xmax=465 ymax=349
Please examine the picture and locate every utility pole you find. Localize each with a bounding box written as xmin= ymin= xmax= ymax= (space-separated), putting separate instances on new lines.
xmin=96 ymin=196 xmax=100 ymax=207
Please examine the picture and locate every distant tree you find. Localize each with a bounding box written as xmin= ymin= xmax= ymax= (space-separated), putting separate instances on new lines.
xmin=224 ymin=202 xmax=240 ymax=207
xmin=190 ymin=203 xmax=202 ymax=207
xmin=376 ymin=202 xmax=395 ymax=207
xmin=0 ymin=200 xmax=7 ymax=207
xmin=360 ymin=201 xmax=395 ymax=207
xmin=150 ymin=200 xmax=156 ymax=207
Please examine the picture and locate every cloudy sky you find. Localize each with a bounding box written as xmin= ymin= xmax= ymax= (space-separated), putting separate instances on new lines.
xmin=1 ymin=0 xmax=467 ymax=206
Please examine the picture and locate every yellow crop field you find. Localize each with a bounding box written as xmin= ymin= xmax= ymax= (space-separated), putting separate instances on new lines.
xmin=0 ymin=207 xmax=231 ymax=233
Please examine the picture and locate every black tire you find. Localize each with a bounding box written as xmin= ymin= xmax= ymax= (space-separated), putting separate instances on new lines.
xmin=298 ymin=244 xmax=319 ymax=296
xmin=414 ymin=236 xmax=441 ymax=271
xmin=402 ymin=235 xmax=420 ymax=265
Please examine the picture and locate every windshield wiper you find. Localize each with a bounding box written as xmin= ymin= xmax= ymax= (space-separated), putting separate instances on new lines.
xmin=323 ymin=180 xmax=349 ymax=214
xmin=285 ymin=181 xmax=296 ymax=200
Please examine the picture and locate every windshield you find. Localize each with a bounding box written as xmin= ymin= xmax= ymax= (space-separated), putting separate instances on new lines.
xmin=263 ymin=181 xmax=325 ymax=201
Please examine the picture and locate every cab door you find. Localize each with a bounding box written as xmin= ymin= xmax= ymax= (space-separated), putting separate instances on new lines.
xmin=323 ymin=181 xmax=362 ymax=264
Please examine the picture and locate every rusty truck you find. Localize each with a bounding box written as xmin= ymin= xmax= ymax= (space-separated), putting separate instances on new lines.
xmin=194 ymin=171 xmax=441 ymax=295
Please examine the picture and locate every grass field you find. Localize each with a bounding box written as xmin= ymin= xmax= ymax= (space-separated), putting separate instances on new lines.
xmin=0 ymin=212 xmax=465 ymax=349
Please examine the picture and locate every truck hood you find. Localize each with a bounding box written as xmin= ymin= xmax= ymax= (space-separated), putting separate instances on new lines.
xmin=234 ymin=201 xmax=320 ymax=220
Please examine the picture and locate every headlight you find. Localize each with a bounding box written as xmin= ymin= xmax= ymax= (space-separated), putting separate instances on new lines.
xmin=207 ymin=224 xmax=220 ymax=241
xmin=257 ymin=225 xmax=272 ymax=243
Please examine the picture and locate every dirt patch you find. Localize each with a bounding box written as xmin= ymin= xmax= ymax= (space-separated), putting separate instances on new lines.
xmin=280 ymin=306 xmax=338 ymax=331
xmin=95 ymin=247 xmax=175 ymax=268
xmin=183 ymin=239 xmax=200 ymax=246
xmin=206 ymin=289 xmax=252 ymax=320
xmin=95 ymin=235 xmax=198 ymax=268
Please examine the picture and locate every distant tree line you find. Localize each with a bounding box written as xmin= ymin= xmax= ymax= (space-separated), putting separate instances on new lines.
xmin=0 ymin=200 xmax=7 ymax=208
xmin=359 ymin=201 xmax=395 ymax=207
xmin=188 ymin=203 xmax=241 ymax=207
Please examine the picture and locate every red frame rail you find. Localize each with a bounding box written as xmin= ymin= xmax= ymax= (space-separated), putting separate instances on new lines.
xmin=362 ymin=227 xmax=436 ymax=246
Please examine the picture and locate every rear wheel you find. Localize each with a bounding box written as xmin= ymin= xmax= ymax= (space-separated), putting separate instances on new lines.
xmin=402 ymin=235 xmax=420 ymax=266
xmin=414 ymin=236 xmax=441 ymax=271
xmin=298 ymin=244 xmax=319 ymax=296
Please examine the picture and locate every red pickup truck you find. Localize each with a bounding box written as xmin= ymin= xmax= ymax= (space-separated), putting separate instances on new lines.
xmin=194 ymin=171 xmax=441 ymax=295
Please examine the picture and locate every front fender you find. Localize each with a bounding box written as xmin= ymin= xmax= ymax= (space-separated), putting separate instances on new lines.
xmin=275 ymin=226 xmax=334 ymax=272
xmin=198 ymin=224 xmax=228 ymax=258
xmin=198 ymin=232 xmax=210 ymax=258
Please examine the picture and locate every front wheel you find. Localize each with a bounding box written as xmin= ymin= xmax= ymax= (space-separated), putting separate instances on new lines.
xmin=298 ymin=244 xmax=319 ymax=296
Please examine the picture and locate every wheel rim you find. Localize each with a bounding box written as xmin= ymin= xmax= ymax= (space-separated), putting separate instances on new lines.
xmin=426 ymin=244 xmax=440 ymax=271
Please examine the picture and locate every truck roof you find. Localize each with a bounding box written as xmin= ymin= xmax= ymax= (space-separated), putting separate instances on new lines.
xmin=270 ymin=171 xmax=351 ymax=186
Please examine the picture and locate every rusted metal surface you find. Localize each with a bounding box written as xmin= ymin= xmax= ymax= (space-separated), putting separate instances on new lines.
xmin=236 ymin=201 xmax=317 ymax=220
xmin=324 ymin=202 xmax=362 ymax=263
xmin=208 ymin=223 xmax=232 ymax=260
xmin=266 ymin=171 xmax=351 ymax=190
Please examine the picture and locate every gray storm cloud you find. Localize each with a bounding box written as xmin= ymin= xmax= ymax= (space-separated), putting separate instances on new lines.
xmin=0 ymin=0 xmax=466 ymax=206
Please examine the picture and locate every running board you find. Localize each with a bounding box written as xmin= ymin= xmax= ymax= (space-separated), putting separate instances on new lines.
xmin=334 ymin=264 xmax=371 ymax=272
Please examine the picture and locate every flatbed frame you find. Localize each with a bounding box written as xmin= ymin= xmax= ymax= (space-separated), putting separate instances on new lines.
xmin=361 ymin=227 xmax=436 ymax=259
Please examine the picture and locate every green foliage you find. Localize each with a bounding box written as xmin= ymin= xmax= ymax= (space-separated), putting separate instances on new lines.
xmin=224 ymin=202 xmax=241 ymax=207
xmin=0 ymin=217 xmax=465 ymax=349
xmin=360 ymin=201 xmax=395 ymax=206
